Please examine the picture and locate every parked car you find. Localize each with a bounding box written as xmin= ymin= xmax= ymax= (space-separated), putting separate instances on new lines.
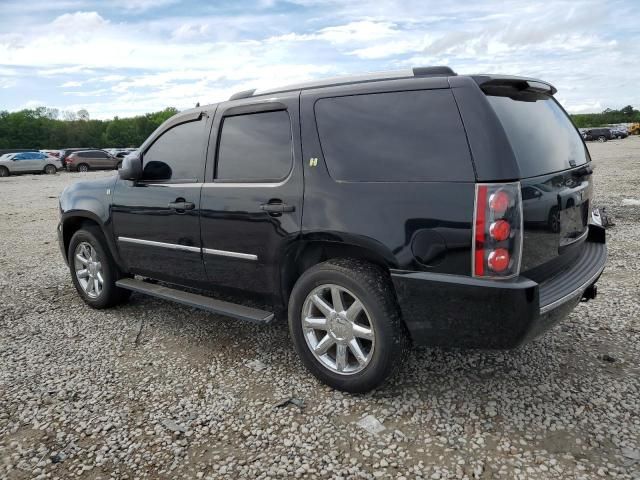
xmin=115 ymin=149 xmax=138 ymax=159
xmin=65 ymin=150 xmax=120 ymax=172
xmin=41 ymin=149 xmax=62 ymax=158
xmin=583 ymin=128 xmax=614 ymax=142
xmin=58 ymin=67 xmax=607 ymax=392
xmin=60 ymin=148 xmax=96 ymax=167
xmin=610 ymin=128 xmax=628 ymax=139
xmin=0 ymin=151 xmax=61 ymax=177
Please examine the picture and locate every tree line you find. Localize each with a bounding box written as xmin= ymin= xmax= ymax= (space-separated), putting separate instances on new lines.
xmin=0 ymin=103 xmax=638 ymax=150
xmin=570 ymin=105 xmax=640 ymax=128
xmin=0 ymin=107 xmax=179 ymax=149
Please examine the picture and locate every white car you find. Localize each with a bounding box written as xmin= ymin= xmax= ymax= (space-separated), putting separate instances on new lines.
xmin=0 ymin=151 xmax=62 ymax=177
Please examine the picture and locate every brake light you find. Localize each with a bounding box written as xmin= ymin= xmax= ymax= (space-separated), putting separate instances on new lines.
xmin=472 ymin=182 xmax=522 ymax=279
xmin=66 ymin=156 xmax=74 ymax=163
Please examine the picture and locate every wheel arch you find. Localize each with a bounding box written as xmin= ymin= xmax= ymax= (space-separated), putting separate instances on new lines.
xmin=280 ymin=236 xmax=398 ymax=308
xmin=61 ymin=212 xmax=125 ymax=270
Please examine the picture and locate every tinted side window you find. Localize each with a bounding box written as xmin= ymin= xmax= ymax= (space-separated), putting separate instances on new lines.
xmin=143 ymin=119 xmax=205 ymax=182
xmin=216 ymin=110 xmax=292 ymax=182
xmin=314 ymin=89 xmax=474 ymax=182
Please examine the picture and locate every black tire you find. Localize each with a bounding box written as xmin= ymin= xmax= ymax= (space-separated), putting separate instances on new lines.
xmin=44 ymin=164 xmax=57 ymax=175
xmin=116 ymin=161 xmax=122 ymax=169
xmin=288 ymin=258 xmax=409 ymax=393
xmin=0 ymin=166 xmax=8 ymax=177
xmin=597 ymin=136 xmax=606 ymax=142
xmin=68 ymin=225 xmax=130 ymax=309
xmin=77 ymin=163 xmax=89 ymax=172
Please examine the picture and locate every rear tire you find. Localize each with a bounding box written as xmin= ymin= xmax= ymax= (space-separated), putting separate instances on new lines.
xmin=77 ymin=163 xmax=89 ymax=172
xmin=597 ymin=136 xmax=606 ymax=142
xmin=0 ymin=166 xmax=8 ymax=177
xmin=44 ymin=164 xmax=57 ymax=175
xmin=288 ymin=258 xmax=409 ymax=393
xmin=68 ymin=225 xmax=130 ymax=309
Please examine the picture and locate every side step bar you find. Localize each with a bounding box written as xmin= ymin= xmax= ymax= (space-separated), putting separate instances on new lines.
xmin=115 ymin=278 xmax=275 ymax=324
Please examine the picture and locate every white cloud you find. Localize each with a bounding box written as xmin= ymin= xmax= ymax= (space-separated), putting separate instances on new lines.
xmin=50 ymin=11 xmax=108 ymax=30
xmin=0 ymin=1 xmax=638 ymax=117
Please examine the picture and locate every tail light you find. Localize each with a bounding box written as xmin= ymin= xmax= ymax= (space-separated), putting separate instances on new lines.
xmin=66 ymin=155 xmax=75 ymax=164
xmin=472 ymin=182 xmax=523 ymax=279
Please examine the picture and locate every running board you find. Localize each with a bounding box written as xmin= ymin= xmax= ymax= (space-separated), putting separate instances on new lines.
xmin=116 ymin=278 xmax=274 ymax=324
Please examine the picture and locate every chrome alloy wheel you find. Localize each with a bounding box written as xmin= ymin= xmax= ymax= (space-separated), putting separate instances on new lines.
xmin=74 ymin=242 xmax=103 ymax=298
xmin=301 ymin=284 xmax=375 ymax=375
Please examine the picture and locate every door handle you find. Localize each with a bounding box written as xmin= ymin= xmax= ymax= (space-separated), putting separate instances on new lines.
xmin=260 ymin=202 xmax=295 ymax=213
xmin=168 ymin=201 xmax=195 ymax=211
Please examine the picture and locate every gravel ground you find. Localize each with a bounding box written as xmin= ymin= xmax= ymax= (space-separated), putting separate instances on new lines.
xmin=1 ymin=138 xmax=639 ymax=480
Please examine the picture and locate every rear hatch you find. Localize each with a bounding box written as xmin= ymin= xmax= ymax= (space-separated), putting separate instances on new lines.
xmin=483 ymin=82 xmax=592 ymax=282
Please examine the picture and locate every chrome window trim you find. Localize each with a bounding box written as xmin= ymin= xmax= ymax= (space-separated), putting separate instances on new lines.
xmin=145 ymin=182 xmax=284 ymax=188
xmin=203 ymin=248 xmax=257 ymax=261
xmin=118 ymin=236 xmax=201 ymax=253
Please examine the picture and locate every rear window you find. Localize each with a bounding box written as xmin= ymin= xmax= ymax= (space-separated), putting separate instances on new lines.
xmin=485 ymin=89 xmax=589 ymax=178
xmin=314 ymin=89 xmax=474 ymax=182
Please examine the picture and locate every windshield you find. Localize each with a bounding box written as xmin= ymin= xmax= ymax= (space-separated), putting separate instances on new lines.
xmin=485 ymin=88 xmax=589 ymax=178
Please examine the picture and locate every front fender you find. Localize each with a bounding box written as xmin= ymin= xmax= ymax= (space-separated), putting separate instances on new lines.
xmin=58 ymin=175 xmax=125 ymax=270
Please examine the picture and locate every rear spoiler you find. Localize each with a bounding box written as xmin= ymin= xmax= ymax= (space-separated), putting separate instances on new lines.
xmin=472 ymin=75 xmax=557 ymax=96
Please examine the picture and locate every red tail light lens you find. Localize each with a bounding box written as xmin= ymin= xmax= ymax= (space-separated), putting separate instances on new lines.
xmin=487 ymin=248 xmax=510 ymax=272
xmin=489 ymin=219 xmax=511 ymax=241
xmin=489 ymin=191 xmax=510 ymax=215
xmin=472 ymin=182 xmax=522 ymax=279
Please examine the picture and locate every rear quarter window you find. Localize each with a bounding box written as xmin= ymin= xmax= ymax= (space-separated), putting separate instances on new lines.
xmin=314 ymin=89 xmax=474 ymax=182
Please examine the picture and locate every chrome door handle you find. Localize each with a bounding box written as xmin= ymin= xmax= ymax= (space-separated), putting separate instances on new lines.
xmin=168 ymin=201 xmax=195 ymax=210
xmin=260 ymin=203 xmax=295 ymax=213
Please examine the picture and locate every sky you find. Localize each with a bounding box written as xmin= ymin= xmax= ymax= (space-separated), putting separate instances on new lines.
xmin=0 ymin=0 xmax=638 ymax=119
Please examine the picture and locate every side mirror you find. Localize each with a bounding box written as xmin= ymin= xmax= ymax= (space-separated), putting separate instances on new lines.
xmin=119 ymin=153 xmax=142 ymax=181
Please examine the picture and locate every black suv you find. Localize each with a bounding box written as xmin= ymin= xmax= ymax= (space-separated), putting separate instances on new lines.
xmin=58 ymin=67 xmax=607 ymax=392
xmin=583 ymin=128 xmax=614 ymax=142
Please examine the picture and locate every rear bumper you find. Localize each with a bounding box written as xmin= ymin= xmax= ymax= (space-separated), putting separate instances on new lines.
xmin=391 ymin=227 xmax=607 ymax=349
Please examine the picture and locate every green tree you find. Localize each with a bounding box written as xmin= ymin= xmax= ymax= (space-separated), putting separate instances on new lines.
xmin=0 ymin=107 xmax=179 ymax=149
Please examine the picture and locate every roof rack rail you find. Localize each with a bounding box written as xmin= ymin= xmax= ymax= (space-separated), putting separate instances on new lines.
xmin=229 ymin=89 xmax=256 ymax=101
xmin=412 ymin=66 xmax=457 ymax=77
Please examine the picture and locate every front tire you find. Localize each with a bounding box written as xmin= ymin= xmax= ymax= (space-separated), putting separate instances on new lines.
xmin=44 ymin=164 xmax=57 ymax=175
xmin=597 ymin=136 xmax=606 ymax=142
xmin=0 ymin=166 xmax=8 ymax=177
xmin=68 ymin=226 xmax=130 ymax=309
xmin=288 ymin=258 xmax=408 ymax=393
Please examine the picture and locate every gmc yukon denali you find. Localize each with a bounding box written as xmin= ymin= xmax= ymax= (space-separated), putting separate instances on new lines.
xmin=58 ymin=67 xmax=607 ymax=392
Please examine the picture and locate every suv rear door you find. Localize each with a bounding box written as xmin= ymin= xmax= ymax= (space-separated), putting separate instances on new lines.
xmin=112 ymin=112 xmax=210 ymax=288
xmin=200 ymin=93 xmax=303 ymax=301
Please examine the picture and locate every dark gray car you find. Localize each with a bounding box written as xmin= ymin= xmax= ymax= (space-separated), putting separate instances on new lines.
xmin=66 ymin=150 xmax=120 ymax=172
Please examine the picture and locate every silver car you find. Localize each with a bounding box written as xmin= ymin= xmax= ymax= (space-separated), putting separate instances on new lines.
xmin=0 ymin=151 xmax=62 ymax=177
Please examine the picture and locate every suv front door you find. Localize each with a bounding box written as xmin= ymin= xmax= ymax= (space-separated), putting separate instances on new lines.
xmin=111 ymin=111 xmax=210 ymax=288
xmin=12 ymin=152 xmax=41 ymax=172
xmin=200 ymin=94 xmax=303 ymax=303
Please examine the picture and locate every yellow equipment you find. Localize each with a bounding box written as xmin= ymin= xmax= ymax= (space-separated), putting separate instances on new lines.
xmin=629 ymin=123 xmax=640 ymax=135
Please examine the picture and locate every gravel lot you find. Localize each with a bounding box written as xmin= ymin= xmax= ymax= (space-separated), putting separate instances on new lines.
xmin=1 ymin=138 xmax=639 ymax=480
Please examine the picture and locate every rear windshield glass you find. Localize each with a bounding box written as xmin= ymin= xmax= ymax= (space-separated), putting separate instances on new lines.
xmin=485 ymin=89 xmax=589 ymax=178
xmin=314 ymin=89 xmax=474 ymax=182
